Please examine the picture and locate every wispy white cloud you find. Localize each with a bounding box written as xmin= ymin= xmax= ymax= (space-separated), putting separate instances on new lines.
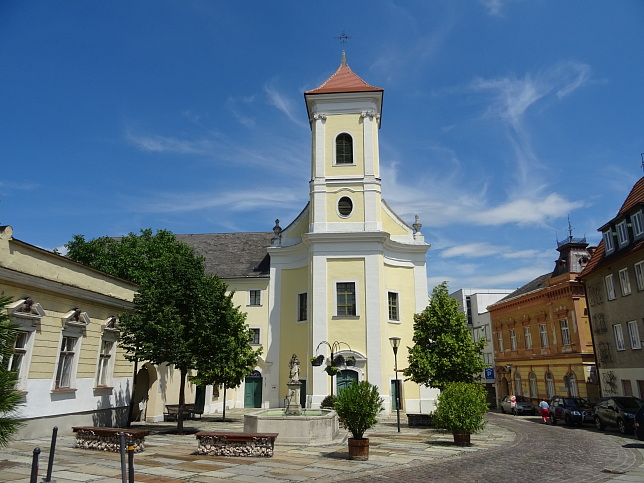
xmin=441 ymin=242 xmax=504 ymax=258
xmin=264 ymin=80 xmax=303 ymax=126
xmin=226 ymin=95 xmax=256 ymax=128
xmin=126 ymin=131 xmax=214 ymax=155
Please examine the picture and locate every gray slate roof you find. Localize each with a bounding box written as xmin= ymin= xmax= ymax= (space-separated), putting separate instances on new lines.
xmin=175 ymin=232 xmax=273 ymax=279
xmin=492 ymin=272 xmax=553 ymax=306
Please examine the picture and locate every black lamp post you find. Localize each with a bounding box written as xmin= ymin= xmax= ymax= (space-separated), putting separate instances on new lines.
xmin=389 ymin=337 xmax=401 ymax=432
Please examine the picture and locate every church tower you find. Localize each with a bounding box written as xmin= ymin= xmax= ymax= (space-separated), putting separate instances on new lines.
xmin=266 ymin=53 xmax=436 ymax=413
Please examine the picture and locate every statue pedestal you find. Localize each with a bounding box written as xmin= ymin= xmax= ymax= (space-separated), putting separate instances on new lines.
xmin=285 ymin=381 xmax=302 ymax=415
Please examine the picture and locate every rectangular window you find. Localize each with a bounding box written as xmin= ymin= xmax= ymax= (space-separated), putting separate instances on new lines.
xmin=336 ymin=282 xmax=356 ymax=316
xmin=250 ymin=328 xmax=260 ymax=345
xmin=605 ymin=274 xmax=616 ymax=300
xmin=619 ymin=268 xmax=632 ymax=296
xmin=632 ymin=211 xmax=644 ymax=238
xmin=56 ymin=336 xmax=77 ymax=389
xmin=627 ymin=321 xmax=641 ymax=350
xmin=613 ymin=324 xmax=625 ymax=351
xmin=297 ymin=293 xmax=307 ymax=322
xmin=603 ymin=229 xmax=615 ymax=253
xmin=524 ymin=327 xmax=533 ymax=349
xmin=249 ymin=290 xmax=261 ymax=306
xmin=510 ymin=329 xmax=517 ymax=350
xmin=497 ymin=331 xmax=504 ymax=352
xmin=635 ymin=261 xmax=644 ymax=291
xmin=539 ymin=324 xmax=549 ymax=348
xmin=616 ymin=220 xmax=629 ymax=247
xmin=388 ymin=291 xmax=399 ymax=321
xmin=96 ymin=340 xmax=114 ymax=387
xmin=560 ymin=319 xmax=571 ymax=346
xmin=7 ymin=331 xmax=28 ymax=378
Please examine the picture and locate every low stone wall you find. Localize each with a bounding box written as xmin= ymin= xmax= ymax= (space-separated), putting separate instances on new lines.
xmin=195 ymin=432 xmax=278 ymax=457
xmin=72 ymin=427 xmax=149 ymax=453
xmin=407 ymin=413 xmax=433 ymax=427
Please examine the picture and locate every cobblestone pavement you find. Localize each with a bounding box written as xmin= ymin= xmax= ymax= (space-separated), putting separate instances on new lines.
xmin=342 ymin=412 xmax=644 ymax=483
xmin=1 ymin=410 xmax=643 ymax=482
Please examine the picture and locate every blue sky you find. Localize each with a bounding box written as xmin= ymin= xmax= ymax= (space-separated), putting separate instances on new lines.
xmin=1 ymin=1 xmax=642 ymax=292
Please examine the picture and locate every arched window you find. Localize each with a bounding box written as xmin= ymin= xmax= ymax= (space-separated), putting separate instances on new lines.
xmin=529 ymin=372 xmax=538 ymax=399
xmin=545 ymin=372 xmax=555 ymax=398
xmin=336 ymin=133 xmax=353 ymax=164
xmin=514 ymin=371 xmax=522 ymax=396
xmin=565 ymin=372 xmax=579 ymax=397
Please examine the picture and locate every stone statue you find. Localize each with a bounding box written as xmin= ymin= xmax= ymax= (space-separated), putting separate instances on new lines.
xmin=288 ymin=354 xmax=300 ymax=383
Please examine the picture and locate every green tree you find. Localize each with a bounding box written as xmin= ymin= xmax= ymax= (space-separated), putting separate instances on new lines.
xmin=66 ymin=229 xmax=260 ymax=433
xmin=404 ymin=282 xmax=486 ymax=390
xmin=0 ymin=296 xmax=24 ymax=446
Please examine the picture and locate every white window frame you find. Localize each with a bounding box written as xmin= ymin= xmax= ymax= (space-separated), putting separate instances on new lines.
xmin=249 ymin=328 xmax=261 ymax=345
xmin=497 ymin=330 xmax=504 ymax=352
xmin=297 ymin=292 xmax=308 ymax=323
xmin=96 ymin=338 xmax=116 ymax=388
xmin=6 ymin=330 xmax=33 ymax=391
xmin=632 ymin=210 xmax=644 ymax=239
xmin=619 ymin=268 xmax=632 ymax=296
xmin=603 ymin=229 xmax=615 ymax=254
xmin=545 ymin=372 xmax=556 ymax=398
xmin=248 ymin=289 xmax=262 ymax=306
xmin=334 ymin=280 xmax=358 ymax=317
xmin=524 ymin=326 xmax=533 ymax=349
xmin=627 ymin=321 xmax=641 ymax=350
xmin=529 ymin=372 xmax=538 ymax=398
xmin=616 ymin=220 xmax=629 ymax=248
xmin=510 ymin=329 xmax=517 ymax=350
xmin=613 ymin=324 xmax=625 ymax=351
xmin=514 ymin=371 xmax=522 ymax=396
xmin=54 ymin=332 xmax=81 ymax=390
xmin=387 ymin=290 xmax=400 ymax=322
xmin=605 ymin=274 xmax=616 ymax=300
xmin=635 ymin=261 xmax=644 ymax=291
xmin=539 ymin=324 xmax=549 ymax=348
xmin=560 ymin=319 xmax=571 ymax=346
xmin=333 ymin=131 xmax=356 ymax=166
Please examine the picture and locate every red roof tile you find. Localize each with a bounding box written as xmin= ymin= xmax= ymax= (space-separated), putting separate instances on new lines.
xmin=617 ymin=176 xmax=644 ymax=216
xmin=306 ymin=53 xmax=383 ymax=95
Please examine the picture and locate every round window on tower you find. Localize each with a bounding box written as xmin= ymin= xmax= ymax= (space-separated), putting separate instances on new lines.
xmin=338 ymin=196 xmax=353 ymax=217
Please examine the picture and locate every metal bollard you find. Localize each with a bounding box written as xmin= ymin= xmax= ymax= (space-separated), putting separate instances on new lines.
xmin=30 ymin=447 xmax=40 ymax=483
xmin=119 ymin=432 xmax=126 ymax=483
xmin=127 ymin=440 xmax=135 ymax=483
xmin=45 ymin=426 xmax=58 ymax=482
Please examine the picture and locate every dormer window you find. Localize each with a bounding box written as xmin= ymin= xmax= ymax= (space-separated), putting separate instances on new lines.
xmin=616 ymin=220 xmax=629 ymax=248
xmin=631 ymin=210 xmax=644 ymax=239
xmin=335 ymin=133 xmax=353 ymax=165
xmin=602 ymin=229 xmax=615 ymax=254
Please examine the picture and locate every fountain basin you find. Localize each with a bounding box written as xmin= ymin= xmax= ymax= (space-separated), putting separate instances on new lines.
xmin=244 ymin=409 xmax=342 ymax=445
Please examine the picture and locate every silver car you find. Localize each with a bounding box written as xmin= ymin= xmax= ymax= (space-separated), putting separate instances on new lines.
xmin=500 ymin=395 xmax=536 ymax=415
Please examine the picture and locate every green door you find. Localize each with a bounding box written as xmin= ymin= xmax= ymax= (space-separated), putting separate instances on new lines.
xmin=391 ymin=379 xmax=402 ymax=410
xmin=244 ymin=371 xmax=262 ymax=408
xmin=337 ymin=370 xmax=358 ymax=394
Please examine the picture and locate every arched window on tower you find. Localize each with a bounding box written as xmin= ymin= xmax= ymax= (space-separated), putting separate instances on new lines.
xmin=336 ymin=133 xmax=353 ymax=164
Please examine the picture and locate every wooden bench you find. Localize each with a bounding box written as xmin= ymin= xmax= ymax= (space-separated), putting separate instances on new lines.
xmin=164 ymin=404 xmax=202 ymax=421
xmin=72 ymin=426 xmax=150 ymax=453
xmin=406 ymin=413 xmax=433 ymax=427
xmin=195 ymin=432 xmax=278 ymax=457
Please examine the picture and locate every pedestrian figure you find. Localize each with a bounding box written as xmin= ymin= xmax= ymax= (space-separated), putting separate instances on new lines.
xmin=539 ymin=398 xmax=550 ymax=423
xmin=510 ymin=394 xmax=517 ymax=415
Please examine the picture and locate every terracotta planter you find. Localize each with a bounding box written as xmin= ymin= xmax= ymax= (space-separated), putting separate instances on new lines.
xmin=347 ymin=438 xmax=369 ymax=460
xmin=452 ymin=431 xmax=471 ymax=446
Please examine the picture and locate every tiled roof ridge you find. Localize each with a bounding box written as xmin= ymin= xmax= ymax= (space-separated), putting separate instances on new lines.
xmin=617 ymin=176 xmax=644 ymax=216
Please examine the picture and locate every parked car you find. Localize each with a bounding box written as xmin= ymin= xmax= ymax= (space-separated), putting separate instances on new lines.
xmin=635 ymin=406 xmax=644 ymax=441
xmin=549 ymin=396 xmax=594 ymax=426
xmin=595 ymin=396 xmax=644 ymax=434
xmin=500 ymin=395 xmax=535 ymax=415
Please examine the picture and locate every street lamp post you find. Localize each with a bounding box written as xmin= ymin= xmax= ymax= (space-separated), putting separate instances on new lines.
xmin=389 ymin=337 xmax=401 ymax=433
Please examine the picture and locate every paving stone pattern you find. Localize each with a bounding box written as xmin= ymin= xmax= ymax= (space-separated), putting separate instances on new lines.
xmin=1 ymin=410 xmax=643 ymax=482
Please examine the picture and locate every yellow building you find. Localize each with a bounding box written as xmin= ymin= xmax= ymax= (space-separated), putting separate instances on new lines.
xmin=1 ymin=225 xmax=137 ymax=438
xmin=488 ymin=235 xmax=599 ymax=405
xmin=178 ymin=53 xmax=438 ymax=415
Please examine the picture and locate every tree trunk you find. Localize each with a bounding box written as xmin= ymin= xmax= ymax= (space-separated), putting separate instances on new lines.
xmin=177 ymin=367 xmax=186 ymax=434
xmin=222 ymin=385 xmax=227 ymax=421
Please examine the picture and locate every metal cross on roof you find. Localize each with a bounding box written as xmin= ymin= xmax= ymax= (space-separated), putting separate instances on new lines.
xmin=336 ymin=31 xmax=351 ymax=45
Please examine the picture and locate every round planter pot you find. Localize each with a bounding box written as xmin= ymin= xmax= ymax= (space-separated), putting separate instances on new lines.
xmin=452 ymin=431 xmax=471 ymax=446
xmin=347 ymin=438 xmax=369 ymax=460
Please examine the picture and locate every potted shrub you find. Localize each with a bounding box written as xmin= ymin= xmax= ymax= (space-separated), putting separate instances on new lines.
xmin=310 ymin=355 xmax=324 ymax=366
xmin=333 ymin=381 xmax=384 ymax=460
xmin=432 ymin=382 xmax=488 ymax=446
xmin=345 ymin=356 xmax=356 ymax=366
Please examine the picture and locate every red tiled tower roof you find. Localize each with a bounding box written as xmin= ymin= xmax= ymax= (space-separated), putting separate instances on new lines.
xmin=306 ymin=51 xmax=383 ymax=95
